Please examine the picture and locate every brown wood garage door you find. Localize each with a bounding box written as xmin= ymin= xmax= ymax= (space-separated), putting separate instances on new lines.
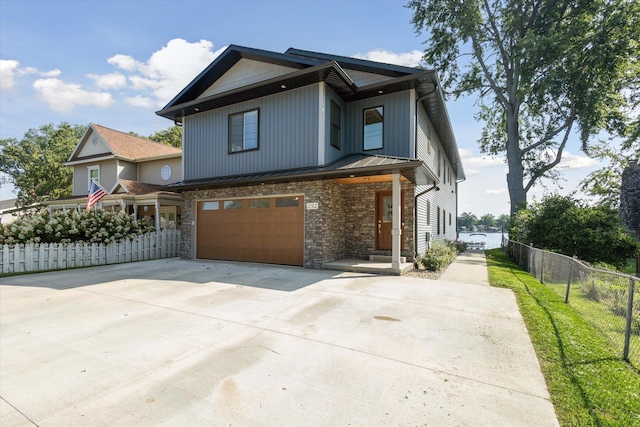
xmin=196 ymin=196 xmax=304 ymax=266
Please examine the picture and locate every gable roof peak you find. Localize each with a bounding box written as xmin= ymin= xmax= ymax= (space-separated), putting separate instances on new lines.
xmin=284 ymin=47 xmax=423 ymax=76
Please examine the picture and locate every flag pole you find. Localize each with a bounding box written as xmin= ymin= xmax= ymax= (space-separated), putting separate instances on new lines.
xmin=90 ymin=178 xmax=120 ymax=207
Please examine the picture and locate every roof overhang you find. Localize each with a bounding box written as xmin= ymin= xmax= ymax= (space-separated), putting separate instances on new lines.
xmin=156 ymin=61 xmax=357 ymax=122
xmin=162 ymin=154 xmax=437 ymax=192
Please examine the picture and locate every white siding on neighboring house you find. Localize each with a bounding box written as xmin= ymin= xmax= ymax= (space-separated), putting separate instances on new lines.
xmin=118 ymin=160 xmax=137 ymax=181
xmin=77 ymin=131 xmax=111 ymax=157
xmin=198 ymin=58 xmax=298 ymax=98
xmin=138 ymin=157 xmax=182 ymax=185
xmin=72 ymin=159 xmax=118 ymax=196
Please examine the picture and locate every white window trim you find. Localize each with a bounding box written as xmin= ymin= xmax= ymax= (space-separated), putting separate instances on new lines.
xmin=87 ymin=165 xmax=100 ymax=191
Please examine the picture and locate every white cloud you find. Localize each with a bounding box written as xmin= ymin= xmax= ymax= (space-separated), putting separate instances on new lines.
xmin=107 ymin=54 xmax=142 ymax=71
xmin=33 ymin=78 xmax=115 ymax=112
xmin=125 ymin=95 xmax=155 ymax=108
xmin=108 ymin=38 xmax=226 ymax=107
xmin=353 ymin=49 xmax=424 ymax=68
xmin=87 ymin=72 xmax=127 ymax=89
xmin=0 ymin=60 xmax=20 ymax=92
xmin=17 ymin=66 xmax=38 ymax=76
xmin=41 ymin=69 xmax=61 ymax=77
xmin=462 ymin=155 xmax=505 ymax=169
xmin=559 ymin=151 xmax=599 ymax=169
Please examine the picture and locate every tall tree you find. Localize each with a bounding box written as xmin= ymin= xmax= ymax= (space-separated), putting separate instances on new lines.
xmin=0 ymin=123 xmax=86 ymax=207
xmin=496 ymin=214 xmax=511 ymax=230
xmin=409 ymin=0 xmax=640 ymax=214
xmin=148 ymin=125 xmax=182 ymax=148
xmin=479 ymin=213 xmax=496 ymax=228
xmin=458 ymin=211 xmax=477 ymax=229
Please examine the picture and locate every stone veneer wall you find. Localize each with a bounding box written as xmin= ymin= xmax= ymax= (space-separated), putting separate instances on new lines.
xmin=179 ymin=179 xmax=416 ymax=268
xmin=342 ymin=180 xmax=416 ymax=261
xmin=620 ymin=160 xmax=640 ymax=233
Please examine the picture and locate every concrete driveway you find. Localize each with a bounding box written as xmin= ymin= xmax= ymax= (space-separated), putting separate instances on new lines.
xmin=1 ymin=259 xmax=558 ymax=426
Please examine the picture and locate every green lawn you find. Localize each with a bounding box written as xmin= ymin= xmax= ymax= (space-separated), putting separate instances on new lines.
xmin=485 ymin=249 xmax=640 ymax=427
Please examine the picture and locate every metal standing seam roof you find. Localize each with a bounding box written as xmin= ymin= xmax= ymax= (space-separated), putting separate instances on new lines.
xmin=163 ymin=154 xmax=437 ymax=192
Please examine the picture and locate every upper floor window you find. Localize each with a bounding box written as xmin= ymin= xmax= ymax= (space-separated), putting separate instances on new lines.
xmin=229 ymin=109 xmax=259 ymax=153
xmin=363 ymin=106 xmax=383 ymax=150
xmin=330 ymin=101 xmax=341 ymax=150
xmin=87 ymin=165 xmax=100 ymax=191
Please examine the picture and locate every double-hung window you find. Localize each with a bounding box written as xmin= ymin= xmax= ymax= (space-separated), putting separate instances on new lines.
xmin=229 ymin=109 xmax=259 ymax=153
xmin=87 ymin=165 xmax=100 ymax=191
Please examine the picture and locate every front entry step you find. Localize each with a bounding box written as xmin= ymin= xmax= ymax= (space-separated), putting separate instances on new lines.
xmin=369 ymin=255 xmax=407 ymax=263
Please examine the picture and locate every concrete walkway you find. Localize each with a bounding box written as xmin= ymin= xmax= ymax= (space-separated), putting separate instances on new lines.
xmin=1 ymin=258 xmax=558 ymax=426
xmin=439 ymin=250 xmax=490 ymax=285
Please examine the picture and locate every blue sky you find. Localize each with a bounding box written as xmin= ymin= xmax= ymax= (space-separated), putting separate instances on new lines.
xmin=0 ymin=0 xmax=602 ymax=216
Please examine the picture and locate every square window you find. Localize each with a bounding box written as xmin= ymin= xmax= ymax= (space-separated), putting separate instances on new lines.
xmin=229 ymin=109 xmax=259 ymax=153
xmin=250 ymin=198 xmax=270 ymax=209
xmin=223 ymin=200 xmax=243 ymax=210
xmin=330 ymin=100 xmax=341 ymax=150
xmin=276 ymin=197 xmax=299 ymax=208
xmin=363 ymin=106 xmax=383 ymax=150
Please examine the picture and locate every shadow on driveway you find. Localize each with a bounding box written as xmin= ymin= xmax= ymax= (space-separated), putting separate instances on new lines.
xmin=0 ymin=258 xmax=343 ymax=292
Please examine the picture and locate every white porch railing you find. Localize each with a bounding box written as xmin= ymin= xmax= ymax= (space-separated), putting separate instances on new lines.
xmin=1 ymin=230 xmax=180 ymax=274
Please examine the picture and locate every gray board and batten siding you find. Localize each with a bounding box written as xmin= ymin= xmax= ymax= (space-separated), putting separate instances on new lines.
xmin=183 ymin=84 xmax=320 ymax=180
xmin=183 ymin=83 xmax=416 ymax=181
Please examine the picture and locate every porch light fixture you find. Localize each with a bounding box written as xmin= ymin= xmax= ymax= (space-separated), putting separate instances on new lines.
xmin=281 ymin=84 xmax=286 ymax=89
xmin=194 ymin=107 xmax=200 ymax=112
xmin=349 ymin=174 xmax=355 ymax=178
xmin=378 ymin=90 xmax=383 ymax=94
xmin=435 ymin=186 xmax=440 ymax=191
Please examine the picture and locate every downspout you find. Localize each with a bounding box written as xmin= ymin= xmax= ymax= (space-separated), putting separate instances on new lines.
xmin=414 ymin=82 xmax=438 ymax=261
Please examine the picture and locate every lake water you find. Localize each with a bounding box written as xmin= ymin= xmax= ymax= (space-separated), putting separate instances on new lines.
xmin=458 ymin=232 xmax=507 ymax=249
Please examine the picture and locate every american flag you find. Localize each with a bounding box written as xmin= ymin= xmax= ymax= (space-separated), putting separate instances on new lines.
xmin=86 ymin=180 xmax=107 ymax=211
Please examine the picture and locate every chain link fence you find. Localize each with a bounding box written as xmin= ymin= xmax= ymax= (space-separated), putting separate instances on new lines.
xmin=502 ymin=238 xmax=639 ymax=367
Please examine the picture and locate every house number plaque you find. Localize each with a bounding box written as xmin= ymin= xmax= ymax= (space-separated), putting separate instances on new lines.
xmin=306 ymin=202 xmax=318 ymax=210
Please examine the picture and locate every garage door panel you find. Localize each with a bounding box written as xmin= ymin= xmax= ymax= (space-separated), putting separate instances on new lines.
xmin=196 ymin=197 xmax=304 ymax=266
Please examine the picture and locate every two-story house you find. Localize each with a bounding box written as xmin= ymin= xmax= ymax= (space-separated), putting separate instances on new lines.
xmin=156 ymin=45 xmax=464 ymax=273
xmin=46 ymin=124 xmax=183 ymax=230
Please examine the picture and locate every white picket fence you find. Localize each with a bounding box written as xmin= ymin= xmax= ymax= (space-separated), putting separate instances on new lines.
xmin=1 ymin=230 xmax=180 ymax=274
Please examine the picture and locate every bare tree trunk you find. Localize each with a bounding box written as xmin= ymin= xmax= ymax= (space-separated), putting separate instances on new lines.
xmin=505 ymin=109 xmax=526 ymax=215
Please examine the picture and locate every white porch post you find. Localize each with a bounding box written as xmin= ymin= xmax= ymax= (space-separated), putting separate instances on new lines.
xmin=154 ymin=200 xmax=160 ymax=231
xmin=391 ymin=173 xmax=401 ymax=271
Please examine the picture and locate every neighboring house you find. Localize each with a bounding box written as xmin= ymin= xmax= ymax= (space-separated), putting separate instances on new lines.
xmin=156 ymin=45 xmax=465 ymax=272
xmin=46 ymin=124 xmax=183 ymax=230
xmin=0 ymin=199 xmax=44 ymax=225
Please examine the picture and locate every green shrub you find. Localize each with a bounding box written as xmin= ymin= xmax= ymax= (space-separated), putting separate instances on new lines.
xmin=510 ymin=194 xmax=639 ymax=269
xmin=419 ymin=240 xmax=457 ymax=271
xmin=448 ymin=239 xmax=468 ymax=254
xmin=0 ymin=209 xmax=155 ymax=245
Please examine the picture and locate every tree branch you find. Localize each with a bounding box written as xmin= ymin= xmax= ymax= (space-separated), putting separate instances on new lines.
xmin=482 ymin=0 xmax=510 ymax=70
xmin=524 ymin=117 xmax=574 ymax=193
xmin=470 ymin=36 xmax=508 ymax=107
